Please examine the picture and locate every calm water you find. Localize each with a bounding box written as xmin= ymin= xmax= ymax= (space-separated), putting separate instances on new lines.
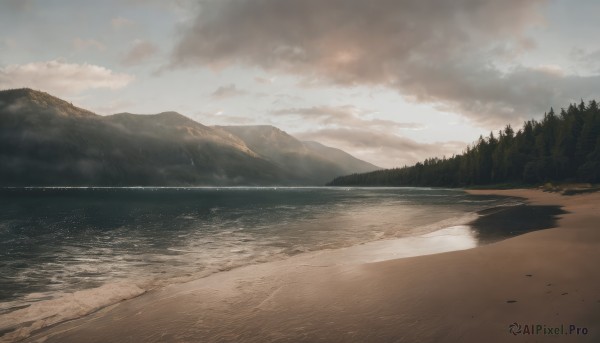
xmin=0 ymin=187 xmax=516 ymax=316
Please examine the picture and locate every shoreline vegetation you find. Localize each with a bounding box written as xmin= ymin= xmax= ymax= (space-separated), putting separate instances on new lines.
xmin=328 ymin=101 xmax=600 ymax=188
xmin=10 ymin=188 xmax=599 ymax=343
xmin=470 ymin=182 xmax=600 ymax=197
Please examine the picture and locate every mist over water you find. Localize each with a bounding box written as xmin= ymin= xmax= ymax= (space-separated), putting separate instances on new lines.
xmin=0 ymin=187 xmax=515 ymax=315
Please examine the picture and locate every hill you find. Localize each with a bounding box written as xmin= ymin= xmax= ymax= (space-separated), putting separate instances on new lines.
xmin=217 ymin=125 xmax=379 ymax=185
xmin=0 ymin=88 xmax=378 ymax=186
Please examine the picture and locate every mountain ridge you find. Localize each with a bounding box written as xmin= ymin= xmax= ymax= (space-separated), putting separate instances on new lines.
xmin=0 ymin=88 xmax=96 ymax=118
xmin=217 ymin=125 xmax=380 ymax=184
xmin=0 ymin=88 xmax=379 ymax=186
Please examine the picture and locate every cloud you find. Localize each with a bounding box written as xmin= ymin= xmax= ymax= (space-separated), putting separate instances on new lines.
xmin=275 ymin=105 xmax=428 ymax=167
xmin=73 ymin=38 xmax=106 ymax=52
xmin=121 ymin=40 xmax=159 ymax=66
xmin=210 ymin=84 xmax=247 ymax=99
xmin=296 ymin=128 xmax=465 ymax=168
xmin=111 ymin=16 xmax=135 ymax=30
xmin=91 ymin=99 xmax=136 ymax=115
xmin=170 ymin=0 xmax=600 ymax=128
xmin=124 ymin=0 xmax=199 ymax=14
xmin=254 ymin=76 xmax=275 ymax=84
xmin=271 ymin=93 xmax=304 ymax=106
xmin=0 ymin=60 xmax=134 ymax=95
xmin=4 ymin=0 xmax=33 ymax=12
xmin=272 ymin=105 xmax=423 ymax=131
xmin=194 ymin=110 xmax=257 ymax=125
xmin=571 ymin=47 xmax=600 ymax=73
xmin=1 ymin=38 xmax=17 ymax=50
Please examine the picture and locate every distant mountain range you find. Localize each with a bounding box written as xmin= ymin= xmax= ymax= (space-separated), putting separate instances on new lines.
xmin=0 ymin=88 xmax=379 ymax=186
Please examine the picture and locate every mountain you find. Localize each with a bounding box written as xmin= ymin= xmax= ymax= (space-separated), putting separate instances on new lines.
xmin=328 ymin=100 xmax=600 ymax=187
xmin=301 ymin=141 xmax=379 ymax=174
xmin=0 ymin=88 xmax=378 ymax=186
xmin=217 ymin=125 xmax=379 ymax=185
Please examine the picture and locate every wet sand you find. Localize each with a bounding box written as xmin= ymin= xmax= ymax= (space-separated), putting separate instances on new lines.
xmin=17 ymin=189 xmax=600 ymax=342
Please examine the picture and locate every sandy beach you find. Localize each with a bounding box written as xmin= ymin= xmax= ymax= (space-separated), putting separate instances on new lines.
xmin=13 ymin=189 xmax=600 ymax=342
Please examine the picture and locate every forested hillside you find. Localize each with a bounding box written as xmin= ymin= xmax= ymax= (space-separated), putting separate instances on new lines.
xmin=0 ymin=88 xmax=378 ymax=186
xmin=328 ymin=100 xmax=600 ymax=187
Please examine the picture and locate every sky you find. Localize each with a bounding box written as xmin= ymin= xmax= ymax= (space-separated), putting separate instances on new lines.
xmin=1 ymin=0 xmax=600 ymax=168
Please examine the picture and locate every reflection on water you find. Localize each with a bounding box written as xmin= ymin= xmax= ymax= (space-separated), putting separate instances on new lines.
xmin=471 ymin=204 xmax=566 ymax=244
xmin=0 ymin=187 xmax=516 ymax=314
xmin=321 ymin=225 xmax=480 ymax=266
xmin=420 ymin=225 xmax=478 ymax=251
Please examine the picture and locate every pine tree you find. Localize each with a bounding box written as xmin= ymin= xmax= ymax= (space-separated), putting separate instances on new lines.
xmin=327 ymin=100 xmax=600 ymax=187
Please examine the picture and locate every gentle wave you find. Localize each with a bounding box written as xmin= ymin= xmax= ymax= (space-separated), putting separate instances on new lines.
xmin=0 ymin=187 xmax=514 ymax=341
xmin=0 ymin=211 xmax=486 ymax=342
xmin=0 ymin=283 xmax=145 ymax=343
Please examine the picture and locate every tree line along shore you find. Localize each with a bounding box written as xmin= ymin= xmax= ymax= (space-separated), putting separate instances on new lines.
xmin=328 ymin=100 xmax=600 ymax=187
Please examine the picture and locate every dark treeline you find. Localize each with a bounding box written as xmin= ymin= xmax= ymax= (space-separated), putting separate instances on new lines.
xmin=328 ymin=100 xmax=600 ymax=187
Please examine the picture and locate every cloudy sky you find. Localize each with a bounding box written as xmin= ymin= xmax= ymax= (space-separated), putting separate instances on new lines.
xmin=2 ymin=0 xmax=600 ymax=168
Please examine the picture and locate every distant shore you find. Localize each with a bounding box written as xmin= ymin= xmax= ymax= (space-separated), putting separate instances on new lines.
xmin=16 ymin=189 xmax=600 ymax=343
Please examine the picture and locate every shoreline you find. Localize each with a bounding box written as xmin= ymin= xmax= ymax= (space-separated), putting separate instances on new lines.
xmin=11 ymin=189 xmax=600 ymax=342
xmin=0 ymin=189 xmax=504 ymax=341
xmin=0 ymin=221 xmax=482 ymax=342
